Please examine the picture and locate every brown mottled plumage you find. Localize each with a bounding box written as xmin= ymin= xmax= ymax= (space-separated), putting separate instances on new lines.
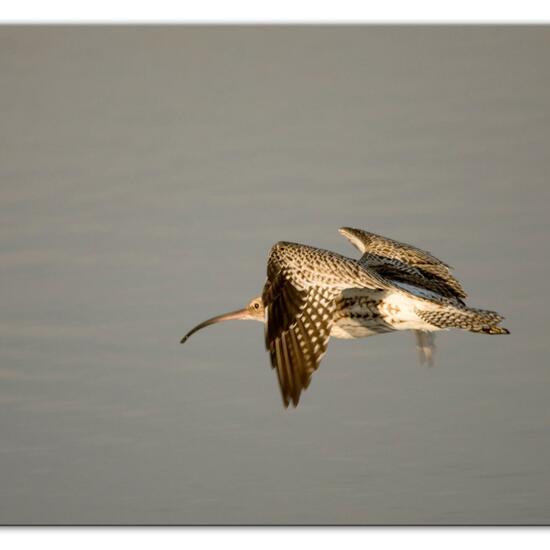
xmin=339 ymin=227 xmax=467 ymax=300
xmin=181 ymin=228 xmax=509 ymax=408
xmin=261 ymin=242 xmax=392 ymax=407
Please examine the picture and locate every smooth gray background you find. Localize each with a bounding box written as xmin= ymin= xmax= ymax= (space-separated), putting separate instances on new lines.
xmin=1 ymin=27 xmax=549 ymax=524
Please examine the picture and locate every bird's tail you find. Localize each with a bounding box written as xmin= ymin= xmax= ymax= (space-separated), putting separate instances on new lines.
xmin=416 ymin=304 xmax=510 ymax=335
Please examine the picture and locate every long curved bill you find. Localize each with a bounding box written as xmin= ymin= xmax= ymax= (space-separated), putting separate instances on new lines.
xmin=180 ymin=308 xmax=250 ymax=344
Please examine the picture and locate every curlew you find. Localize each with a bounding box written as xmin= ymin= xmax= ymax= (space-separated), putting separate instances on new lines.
xmin=181 ymin=228 xmax=509 ymax=408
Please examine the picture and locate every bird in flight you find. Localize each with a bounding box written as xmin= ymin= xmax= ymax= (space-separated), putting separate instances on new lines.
xmin=181 ymin=227 xmax=509 ymax=408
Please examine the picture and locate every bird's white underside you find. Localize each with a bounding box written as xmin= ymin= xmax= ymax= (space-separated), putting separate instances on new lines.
xmin=331 ymin=285 xmax=445 ymax=340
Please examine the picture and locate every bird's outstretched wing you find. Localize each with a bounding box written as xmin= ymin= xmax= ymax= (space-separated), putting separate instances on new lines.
xmin=339 ymin=227 xmax=467 ymax=301
xmin=262 ymin=241 xmax=389 ymax=407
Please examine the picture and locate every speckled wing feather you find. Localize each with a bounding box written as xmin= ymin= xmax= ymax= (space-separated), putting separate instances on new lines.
xmin=339 ymin=227 xmax=467 ymax=301
xmin=262 ymin=241 xmax=390 ymax=407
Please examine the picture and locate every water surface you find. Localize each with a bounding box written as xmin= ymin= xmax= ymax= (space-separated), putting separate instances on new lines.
xmin=1 ymin=26 xmax=549 ymax=524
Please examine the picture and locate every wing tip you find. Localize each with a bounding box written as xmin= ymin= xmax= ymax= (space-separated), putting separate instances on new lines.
xmin=338 ymin=226 xmax=370 ymax=253
xmin=338 ymin=226 xmax=358 ymax=238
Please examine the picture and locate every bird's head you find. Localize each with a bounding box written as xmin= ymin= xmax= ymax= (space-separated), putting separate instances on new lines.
xmin=180 ymin=295 xmax=264 ymax=344
xmin=245 ymin=295 xmax=264 ymax=320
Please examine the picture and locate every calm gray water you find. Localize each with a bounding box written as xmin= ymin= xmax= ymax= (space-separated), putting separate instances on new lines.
xmin=1 ymin=26 xmax=549 ymax=524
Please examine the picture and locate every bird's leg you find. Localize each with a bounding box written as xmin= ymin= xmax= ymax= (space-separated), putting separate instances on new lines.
xmin=414 ymin=330 xmax=436 ymax=367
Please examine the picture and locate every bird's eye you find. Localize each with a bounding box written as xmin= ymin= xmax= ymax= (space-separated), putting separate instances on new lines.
xmin=254 ymin=302 xmax=260 ymax=310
